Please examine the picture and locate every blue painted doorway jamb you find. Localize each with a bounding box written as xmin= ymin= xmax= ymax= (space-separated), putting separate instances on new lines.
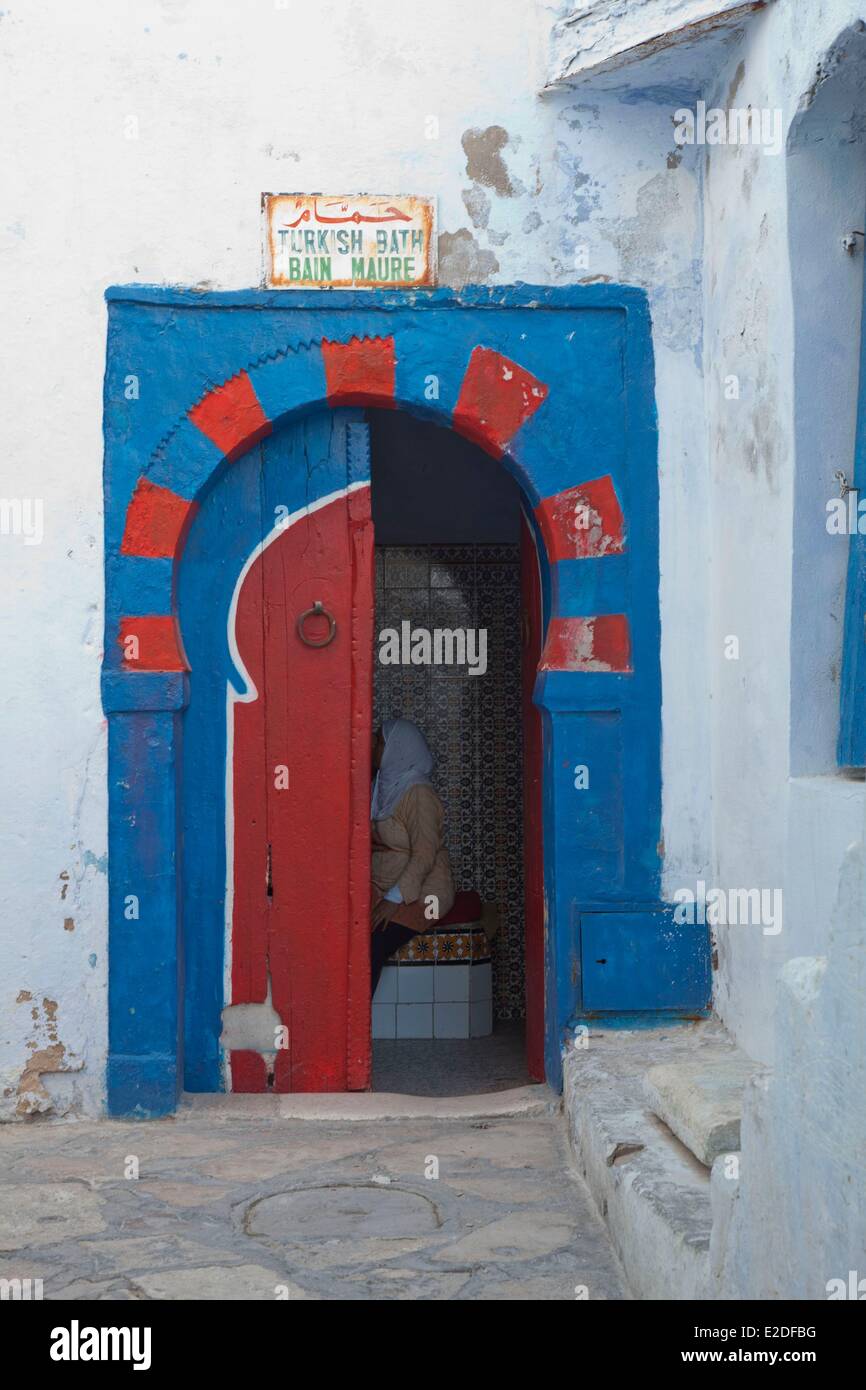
xmin=102 ymin=283 xmax=674 ymax=1114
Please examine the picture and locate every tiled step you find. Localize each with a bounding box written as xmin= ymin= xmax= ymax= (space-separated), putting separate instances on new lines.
xmin=372 ymin=961 xmax=492 ymax=1039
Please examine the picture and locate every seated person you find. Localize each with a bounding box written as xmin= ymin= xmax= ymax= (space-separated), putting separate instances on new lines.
xmin=370 ymin=717 xmax=455 ymax=994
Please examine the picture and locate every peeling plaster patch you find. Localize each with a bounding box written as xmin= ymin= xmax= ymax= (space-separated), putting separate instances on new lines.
xmin=597 ymin=170 xmax=701 ymax=357
xmin=523 ymin=210 xmax=543 ymax=233
xmin=461 ymin=126 xmax=519 ymax=197
xmin=437 ymin=229 xmax=499 ymax=288
xmin=16 ymin=990 xmax=31 ymax=1003
xmin=43 ymin=998 xmax=59 ymax=1037
xmin=667 ymin=147 xmax=683 ymax=168
xmin=461 ymin=184 xmax=491 ymax=229
xmin=561 ymin=103 xmax=601 ymax=132
xmin=59 ymin=870 xmax=69 ymax=899
xmin=82 ymin=850 xmax=108 ymax=875
xmin=11 ymin=996 xmax=83 ymax=1118
xmin=487 ymin=228 xmax=510 ymax=246
xmin=17 ymin=1044 xmax=71 ymax=1116
xmin=16 ymin=1039 xmax=83 ymax=1117
xmin=63 ymin=917 xmax=75 ymax=932
xmin=554 ymin=142 xmax=600 ymax=225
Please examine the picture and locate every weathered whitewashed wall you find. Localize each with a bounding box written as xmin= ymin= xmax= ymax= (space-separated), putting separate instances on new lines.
xmin=700 ymin=2 xmax=866 ymax=1066
xmin=698 ymin=0 xmax=866 ymax=1299
xmin=711 ymin=802 xmax=866 ymax=1299
xmin=0 ymin=0 xmax=709 ymax=1119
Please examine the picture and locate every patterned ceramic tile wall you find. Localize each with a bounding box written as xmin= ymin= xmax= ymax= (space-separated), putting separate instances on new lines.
xmin=374 ymin=544 xmax=525 ymax=1020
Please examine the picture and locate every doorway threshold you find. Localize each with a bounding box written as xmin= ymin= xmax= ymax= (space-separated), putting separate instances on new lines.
xmin=179 ymin=1087 xmax=556 ymax=1123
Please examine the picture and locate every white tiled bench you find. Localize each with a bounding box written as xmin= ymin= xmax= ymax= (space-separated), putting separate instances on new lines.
xmin=372 ymin=893 xmax=493 ymax=1040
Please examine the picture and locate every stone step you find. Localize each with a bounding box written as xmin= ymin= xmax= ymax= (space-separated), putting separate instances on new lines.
xmin=563 ymin=1022 xmax=760 ymax=1300
xmin=643 ymin=1051 xmax=757 ymax=1167
xmin=564 ymin=1026 xmax=719 ymax=1300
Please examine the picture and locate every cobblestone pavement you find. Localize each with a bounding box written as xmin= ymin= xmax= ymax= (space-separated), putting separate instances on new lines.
xmin=0 ymin=1103 xmax=628 ymax=1301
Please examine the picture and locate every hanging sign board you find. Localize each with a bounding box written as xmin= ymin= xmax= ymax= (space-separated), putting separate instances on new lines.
xmin=262 ymin=193 xmax=436 ymax=289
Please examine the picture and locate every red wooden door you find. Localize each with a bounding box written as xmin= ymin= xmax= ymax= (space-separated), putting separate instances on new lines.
xmin=521 ymin=510 xmax=545 ymax=1082
xmin=228 ymin=418 xmax=373 ymax=1092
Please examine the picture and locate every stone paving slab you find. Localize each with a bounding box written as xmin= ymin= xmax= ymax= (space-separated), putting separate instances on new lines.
xmin=0 ymin=1109 xmax=628 ymax=1301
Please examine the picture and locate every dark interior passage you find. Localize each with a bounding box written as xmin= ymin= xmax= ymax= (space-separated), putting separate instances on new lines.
xmin=369 ymin=410 xmax=529 ymax=1089
xmin=370 ymin=408 xmax=521 ymax=545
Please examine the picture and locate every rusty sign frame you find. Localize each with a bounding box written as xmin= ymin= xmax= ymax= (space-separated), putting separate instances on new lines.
xmin=261 ymin=192 xmax=437 ymax=290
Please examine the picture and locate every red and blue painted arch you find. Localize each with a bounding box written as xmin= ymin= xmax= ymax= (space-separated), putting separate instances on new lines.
xmin=102 ymin=284 xmax=709 ymax=1118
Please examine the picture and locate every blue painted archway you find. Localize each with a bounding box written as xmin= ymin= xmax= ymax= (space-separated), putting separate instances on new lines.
xmin=102 ymin=284 xmax=709 ymax=1118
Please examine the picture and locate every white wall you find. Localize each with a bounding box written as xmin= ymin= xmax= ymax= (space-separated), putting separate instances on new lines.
xmin=701 ymin=1 xmax=866 ymax=1064
xmin=711 ymin=792 xmax=866 ymax=1299
xmin=788 ymin=33 xmax=866 ymax=777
